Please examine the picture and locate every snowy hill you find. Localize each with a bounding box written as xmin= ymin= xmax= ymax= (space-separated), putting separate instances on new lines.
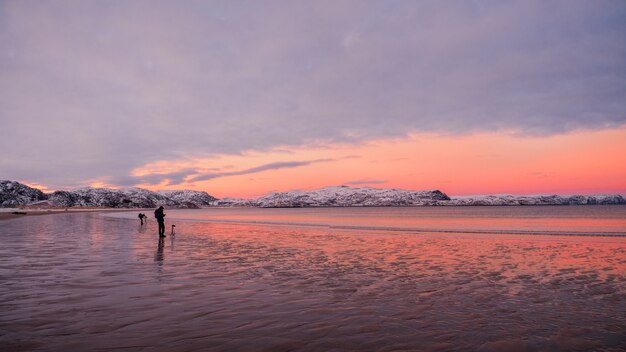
xmin=0 ymin=180 xmax=48 ymax=206
xmin=218 ymin=186 xmax=626 ymax=207
xmin=2 ymin=180 xmax=624 ymax=208
xmin=211 ymin=197 xmax=256 ymax=207
xmin=0 ymin=180 xmax=218 ymax=208
xmin=159 ymin=190 xmax=217 ymax=208
xmin=49 ymin=187 xmax=178 ymax=208
xmin=447 ymin=194 xmax=626 ymax=206
xmin=48 ymin=188 xmax=217 ymax=208
xmin=227 ymin=186 xmax=451 ymax=207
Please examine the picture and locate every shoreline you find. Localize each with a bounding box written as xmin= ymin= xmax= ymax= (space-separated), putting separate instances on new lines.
xmin=0 ymin=207 xmax=143 ymax=221
xmin=103 ymin=205 xmax=626 ymax=238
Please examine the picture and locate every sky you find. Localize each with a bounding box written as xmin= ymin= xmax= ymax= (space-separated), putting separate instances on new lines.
xmin=1 ymin=0 xmax=625 ymax=198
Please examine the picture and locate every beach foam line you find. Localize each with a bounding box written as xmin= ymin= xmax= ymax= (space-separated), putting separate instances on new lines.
xmin=329 ymin=225 xmax=626 ymax=237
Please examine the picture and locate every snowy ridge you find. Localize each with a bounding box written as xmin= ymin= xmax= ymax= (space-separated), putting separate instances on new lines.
xmin=217 ymin=186 xmax=626 ymax=207
xmin=223 ymin=186 xmax=451 ymax=207
xmin=447 ymin=194 xmax=626 ymax=206
xmin=48 ymin=187 xmax=216 ymax=208
xmin=49 ymin=187 xmax=177 ymax=208
xmin=159 ymin=190 xmax=217 ymax=208
xmin=2 ymin=180 xmax=625 ymax=208
xmin=212 ymin=197 xmax=257 ymax=207
xmin=0 ymin=180 xmax=47 ymax=206
xmin=0 ymin=180 xmax=218 ymax=208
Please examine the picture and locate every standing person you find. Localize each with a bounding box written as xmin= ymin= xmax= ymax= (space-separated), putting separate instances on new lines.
xmin=154 ymin=206 xmax=166 ymax=237
xmin=138 ymin=213 xmax=145 ymax=225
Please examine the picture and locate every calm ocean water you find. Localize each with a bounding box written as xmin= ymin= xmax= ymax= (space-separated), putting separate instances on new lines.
xmin=109 ymin=205 xmax=626 ymax=236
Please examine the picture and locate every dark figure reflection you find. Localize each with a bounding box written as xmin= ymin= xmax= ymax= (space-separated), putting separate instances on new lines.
xmin=155 ymin=237 xmax=165 ymax=267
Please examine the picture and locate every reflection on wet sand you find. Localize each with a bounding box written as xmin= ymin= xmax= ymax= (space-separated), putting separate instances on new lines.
xmin=155 ymin=237 xmax=164 ymax=263
xmin=0 ymin=212 xmax=624 ymax=351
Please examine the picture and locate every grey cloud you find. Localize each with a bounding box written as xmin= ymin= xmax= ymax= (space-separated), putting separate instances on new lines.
xmin=1 ymin=1 xmax=625 ymax=187
xmin=191 ymin=159 xmax=334 ymax=182
xmin=108 ymin=168 xmax=198 ymax=187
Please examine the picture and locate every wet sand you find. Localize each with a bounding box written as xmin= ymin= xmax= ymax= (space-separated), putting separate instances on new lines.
xmin=0 ymin=208 xmax=139 ymax=221
xmin=1 ymin=212 xmax=624 ymax=351
xmin=0 ymin=210 xmax=70 ymax=221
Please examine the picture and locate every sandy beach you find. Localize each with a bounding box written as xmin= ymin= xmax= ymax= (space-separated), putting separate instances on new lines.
xmin=1 ymin=210 xmax=625 ymax=351
xmin=0 ymin=208 xmax=143 ymax=221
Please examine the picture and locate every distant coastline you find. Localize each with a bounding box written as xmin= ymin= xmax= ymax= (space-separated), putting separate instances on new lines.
xmin=2 ymin=180 xmax=625 ymax=210
xmin=0 ymin=207 xmax=139 ymax=221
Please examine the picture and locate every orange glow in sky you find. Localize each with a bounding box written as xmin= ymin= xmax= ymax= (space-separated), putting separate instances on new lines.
xmin=92 ymin=127 xmax=626 ymax=198
xmin=22 ymin=182 xmax=55 ymax=194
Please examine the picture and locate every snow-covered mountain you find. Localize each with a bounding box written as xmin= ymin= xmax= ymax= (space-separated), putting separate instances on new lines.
xmin=2 ymin=180 xmax=625 ymax=208
xmin=211 ymin=197 xmax=256 ymax=207
xmin=224 ymin=186 xmax=451 ymax=207
xmin=217 ymin=186 xmax=626 ymax=207
xmin=49 ymin=187 xmax=178 ymax=208
xmin=159 ymin=190 xmax=217 ymax=207
xmin=0 ymin=180 xmax=217 ymax=208
xmin=447 ymin=194 xmax=626 ymax=206
xmin=48 ymin=187 xmax=217 ymax=208
xmin=0 ymin=180 xmax=48 ymax=206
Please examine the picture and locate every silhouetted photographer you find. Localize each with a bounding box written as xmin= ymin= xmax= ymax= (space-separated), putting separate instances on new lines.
xmin=154 ymin=206 xmax=166 ymax=237
xmin=138 ymin=213 xmax=147 ymax=225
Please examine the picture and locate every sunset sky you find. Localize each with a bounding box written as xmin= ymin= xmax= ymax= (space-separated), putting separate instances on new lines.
xmin=1 ymin=1 xmax=625 ymax=198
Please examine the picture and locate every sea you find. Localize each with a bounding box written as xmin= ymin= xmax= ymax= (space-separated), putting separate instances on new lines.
xmin=1 ymin=205 xmax=625 ymax=351
xmin=110 ymin=205 xmax=626 ymax=236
